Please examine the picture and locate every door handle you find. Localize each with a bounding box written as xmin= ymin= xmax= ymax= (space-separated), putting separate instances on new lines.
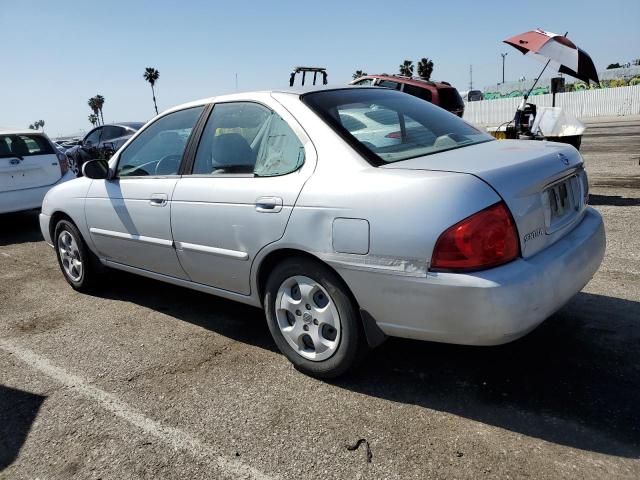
xmin=149 ymin=193 xmax=168 ymax=207
xmin=255 ymin=196 xmax=283 ymax=213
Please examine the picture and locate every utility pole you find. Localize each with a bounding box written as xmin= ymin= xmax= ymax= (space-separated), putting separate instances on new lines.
xmin=501 ymin=52 xmax=508 ymax=84
xmin=469 ymin=65 xmax=473 ymax=91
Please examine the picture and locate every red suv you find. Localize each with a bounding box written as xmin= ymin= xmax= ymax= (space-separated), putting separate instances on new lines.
xmin=350 ymin=75 xmax=465 ymax=117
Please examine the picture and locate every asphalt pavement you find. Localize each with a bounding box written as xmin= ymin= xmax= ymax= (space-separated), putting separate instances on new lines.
xmin=1 ymin=119 xmax=639 ymax=479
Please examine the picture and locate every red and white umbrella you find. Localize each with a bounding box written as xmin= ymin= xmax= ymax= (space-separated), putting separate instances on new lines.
xmin=504 ymin=29 xmax=599 ymax=85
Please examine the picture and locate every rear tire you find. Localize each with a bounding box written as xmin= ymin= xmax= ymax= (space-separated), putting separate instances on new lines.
xmin=264 ymin=257 xmax=368 ymax=378
xmin=54 ymin=220 xmax=102 ymax=292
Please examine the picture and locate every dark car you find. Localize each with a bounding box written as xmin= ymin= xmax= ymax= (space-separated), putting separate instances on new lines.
xmin=350 ymin=74 xmax=465 ymax=117
xmin=67 ymin=122 xmax=144 ymax=176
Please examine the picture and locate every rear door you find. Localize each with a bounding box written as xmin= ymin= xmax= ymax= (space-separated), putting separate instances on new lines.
xmin=171 ymin=98 xmax=315 ymax=294
xmin=0 ymin=134 xmax=61 ymax=192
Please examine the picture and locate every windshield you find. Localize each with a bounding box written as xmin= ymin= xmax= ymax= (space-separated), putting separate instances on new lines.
xmin=302 ymin=88 xmax=492 ymax=165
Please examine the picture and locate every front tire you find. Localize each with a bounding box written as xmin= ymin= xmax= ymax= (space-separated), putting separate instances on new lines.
xmin=264 ymin=257 xmax=368 ymax=378
xmin=54 ymin=220 xmax=101 ymax=292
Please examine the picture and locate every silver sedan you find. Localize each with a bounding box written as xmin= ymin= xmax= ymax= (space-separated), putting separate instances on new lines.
xmin=40 ymin=86 xmax=605 ymax=378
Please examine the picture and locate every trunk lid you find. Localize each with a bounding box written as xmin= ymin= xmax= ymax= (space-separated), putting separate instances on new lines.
xmin=382 ymin=139 xmax=589 ymax=258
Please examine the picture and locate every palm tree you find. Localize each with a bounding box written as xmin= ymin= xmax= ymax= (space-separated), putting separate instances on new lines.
xmin=399 ymin=60 xmax=414 ymax=77
xmin=95 ymin=95 xmax=105 ymax=125
xmin=143 ymin=67 xmax=160 ymax=114
xmin=37 ymin=120 xmax=45 ymax=131
xmin=417 ymin=58 xmax=434 ymax=81
xmin=28 ymin=124 xmax=35 ymax=130
xmin=88 ymin=114 xmax=99 ymax=127
xmin=352 ymin=70 xmax=367 ymax=80
xmin=88 ymin=97 xmax=100 ymax=125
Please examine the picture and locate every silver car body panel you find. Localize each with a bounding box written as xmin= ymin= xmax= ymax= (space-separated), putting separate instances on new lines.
xmin=383 ymin=139 xmax=588 ymax=258
xmin=40 ymin=87 xmax=606 ymax=345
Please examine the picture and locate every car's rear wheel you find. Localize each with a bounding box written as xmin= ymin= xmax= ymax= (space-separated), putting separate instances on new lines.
xmin=54 ymin=220 xmax=101 ymax=291
xmin=264 ymin=257 xmax=368 ymax=378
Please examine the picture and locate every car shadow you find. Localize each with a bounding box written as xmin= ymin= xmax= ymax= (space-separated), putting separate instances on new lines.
xmin=0 ymin=385 xmax=47 ymax=471
xmin=334 ymin=292 xmax=640 ymax=458
xmin=93 ymin=271 xmax=640 ymax=458
xmin=589 ymin=194 xmax=640 ymax=207
xmin=94 ymin=270 xmax=277 ymax=353
xmin=0 ymin=211 xmax=43 ymax=246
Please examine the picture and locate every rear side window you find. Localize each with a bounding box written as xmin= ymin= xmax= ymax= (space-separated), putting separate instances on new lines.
xmin=377 ymin=80 xmax=401 ymax=90
xmin=353 ymin=78 xmax=374 ymax=86
xmin=102 ymin=126 xmax=126 ymax=140
xmin=192 ymin=102 xmax=304 ymax=177
xmin=0 ymin=134 xmax=54 ymax=158
xmin=437 ymin=88 xmax=465 ymax=112
xmin=402 ymin=84 xmax=433 ymax=103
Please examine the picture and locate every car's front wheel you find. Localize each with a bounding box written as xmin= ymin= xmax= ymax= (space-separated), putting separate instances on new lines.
xmin=264 ymin=257 xmax=368 ymax=378
xmin=54 ymin=220 xmax=101 ymax=292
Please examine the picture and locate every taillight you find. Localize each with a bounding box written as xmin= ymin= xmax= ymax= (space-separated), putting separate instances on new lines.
xmin=57 ymin=153 xmax=69 ymax=175
xmin=430 ymin=202 xmax=519 ymax=272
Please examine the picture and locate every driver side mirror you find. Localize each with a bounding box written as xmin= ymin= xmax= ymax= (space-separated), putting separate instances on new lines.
xmin=82 ymin=159 xmax=111 ymax=179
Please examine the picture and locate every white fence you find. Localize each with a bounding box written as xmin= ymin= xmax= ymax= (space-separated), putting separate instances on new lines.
xmin=463 ymin=85 xmax=640 ymax=127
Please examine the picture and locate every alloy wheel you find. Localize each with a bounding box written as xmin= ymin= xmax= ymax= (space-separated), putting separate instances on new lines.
xmin=58 ymin=230 xmax=83 ymax=282
xmin=275 ymin=275 xmax=341 ymax=361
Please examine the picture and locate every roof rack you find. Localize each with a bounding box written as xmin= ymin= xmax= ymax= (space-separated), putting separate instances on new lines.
xmin=289 ymin=66 xmax=328 ymax=87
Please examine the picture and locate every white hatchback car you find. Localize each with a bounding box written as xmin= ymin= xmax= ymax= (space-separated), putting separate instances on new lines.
xmin=1 ymin=130 xmax=74 ymax=214
xmin=40 ymin=86 xmax=605 ymax=378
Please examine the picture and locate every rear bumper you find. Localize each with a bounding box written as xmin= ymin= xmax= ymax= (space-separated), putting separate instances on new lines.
xmin=0 ymin=171 xmax=74 ymax=215
xmin=336 ymin=207 xmax=606 ymax=345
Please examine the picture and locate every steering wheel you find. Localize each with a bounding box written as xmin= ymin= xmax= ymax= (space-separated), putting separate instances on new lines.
xmin=155 ymin=154 xmax=181 ymax=175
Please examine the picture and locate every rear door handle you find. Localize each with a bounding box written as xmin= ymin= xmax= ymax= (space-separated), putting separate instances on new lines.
xmin=255 ymin=196 xmax=283 ymax=213
xmin=149 ymin=193 xmax=168 ymax=207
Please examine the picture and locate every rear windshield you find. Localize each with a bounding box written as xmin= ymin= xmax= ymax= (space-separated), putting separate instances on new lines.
xmin=0 ymin=134 xmax=54 ymax=158
xmin=437 ymin=87 xmax=465 ymax=112
xmin=302 ymin=88 xmax=491 ymax=165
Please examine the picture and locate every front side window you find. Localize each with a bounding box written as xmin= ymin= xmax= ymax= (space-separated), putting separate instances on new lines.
xmin=117 ymin=106 xmax=203 ymax=177
xmin=84 ymin=128 xmax=102 ymax=146
xmin=302 ymin=88 xmax=492 ymax=165
xmin=192 ymin=102 xmax=304 ymax=176
xmin=0 ymin=134 xmax=54 ymax=157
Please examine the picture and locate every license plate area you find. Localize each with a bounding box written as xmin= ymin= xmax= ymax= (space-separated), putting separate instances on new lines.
xmin=542 ymin=172 xmax=586 ymax=233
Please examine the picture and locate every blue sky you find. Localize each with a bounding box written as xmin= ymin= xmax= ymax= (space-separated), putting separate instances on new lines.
xmin=1 ymin=0 xmax=638 ymax=136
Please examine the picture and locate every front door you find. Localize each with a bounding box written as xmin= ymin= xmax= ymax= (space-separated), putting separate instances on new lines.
xmin=171 ymin=99 xmax=314 ymax=294
xmin=85 ymin=106 xmax=204 ymax=278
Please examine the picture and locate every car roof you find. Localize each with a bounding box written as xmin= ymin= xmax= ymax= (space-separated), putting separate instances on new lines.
xmin=355 ymin=74 xmax=454 ymax=89
xmin=163 ymin=85 xmax=376 ymax=114
xmin=0 ymin=129 xmax=49 ymax=137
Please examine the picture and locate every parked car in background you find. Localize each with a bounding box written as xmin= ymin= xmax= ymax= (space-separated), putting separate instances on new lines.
xmin=0 ymin=130 xmax=73 ymax=214
xmin=40 ymin=86 xmax=604 ymax=378
xmin=66 ymin=122 xmax=144 ymax=176
xmin=460 ymin=90 xmax=485 ymax=102
xmin=350 ymin=74 xmax=465 ymax=117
